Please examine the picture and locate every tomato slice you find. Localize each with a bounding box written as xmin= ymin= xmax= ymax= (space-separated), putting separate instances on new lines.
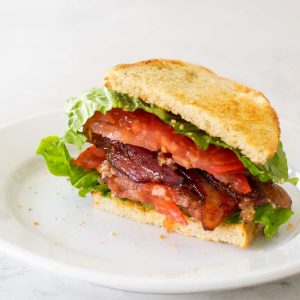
xmin=71 ymin=145 xmax=105 ymax=170
xmin=85 ymin=109 xmax=245 ymax=175
xmin=213 ymin=172 xmax=251 ymax=194
xmin=153 ymin=199 xmax=188 ymax=225
xmin=106 ymin=175 xmax=188 ymax=225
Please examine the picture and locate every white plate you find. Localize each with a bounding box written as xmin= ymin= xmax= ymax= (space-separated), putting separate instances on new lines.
xmin=0 ymin=111 xmax=299 ymax=294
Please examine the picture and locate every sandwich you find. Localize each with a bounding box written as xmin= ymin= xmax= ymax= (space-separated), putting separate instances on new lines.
xmin=37 ymin=59 xmax=298 ymax=247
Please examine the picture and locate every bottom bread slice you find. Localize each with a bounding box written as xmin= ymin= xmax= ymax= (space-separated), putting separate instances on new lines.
xmin=92 ymin=191 xmax=258 ymax=248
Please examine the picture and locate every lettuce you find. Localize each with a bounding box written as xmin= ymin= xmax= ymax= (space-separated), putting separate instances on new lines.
xmin=224 ymin=204 xmax=293 ymax=239
xmin=254 ymin=205 xmax=293 ymax=239
xmin=63 ymin=87 xmax=297 ymax=185
xmin=238 ymin=143 xmax=298 ymax=185
xmin=36 ymin=136 xmax=110 ymax=197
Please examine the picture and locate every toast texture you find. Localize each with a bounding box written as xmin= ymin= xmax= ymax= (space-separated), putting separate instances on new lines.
xmin=104 ymin=59 xmax=280 ymax=164
xmin=92 ymin=191 xmax=257 ymax=248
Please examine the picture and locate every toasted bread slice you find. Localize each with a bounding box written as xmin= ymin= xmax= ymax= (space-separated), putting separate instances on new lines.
xmin=92 ymin=191 xmax=258 ymax=248
xmin=104 ymin=59 xmax=280 ymax=164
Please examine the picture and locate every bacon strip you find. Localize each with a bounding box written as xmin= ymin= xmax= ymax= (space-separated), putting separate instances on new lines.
xmin=89 ymin=134 xmax=183 ymax=186
xmin=101 ymin=160 xmax=238 ymax=230
xmin=177 ymin=169 xmax=238 ymax=229
xmin=251 ymin=180 xmax=292 ymax=209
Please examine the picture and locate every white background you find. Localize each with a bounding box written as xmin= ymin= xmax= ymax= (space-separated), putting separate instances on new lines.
xmin=1 ymin=0 xmax=300 ymax=299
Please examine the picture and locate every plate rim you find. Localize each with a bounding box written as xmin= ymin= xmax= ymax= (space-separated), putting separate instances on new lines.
xmin=0 ymin=235 xmax=299 ymax=294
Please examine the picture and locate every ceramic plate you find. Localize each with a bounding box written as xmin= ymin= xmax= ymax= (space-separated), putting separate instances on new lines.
xmin=0 ymin=111 xmax=299 ymax=293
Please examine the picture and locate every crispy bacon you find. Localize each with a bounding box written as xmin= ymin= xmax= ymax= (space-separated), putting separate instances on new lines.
xmin=84 ymin=109 xmax=251 ymax=193
xmin=251 ymin=181 xmax=292 ymax=209
xmin=102 ymin=160 xmax=238 ymax=230
xmin=90 ymin=134 xmax=183 ymax=186
xmin=261 ymin=183 xmax=292 ymax=209
xmin=177 ymin=169 xmax=238 ymax=230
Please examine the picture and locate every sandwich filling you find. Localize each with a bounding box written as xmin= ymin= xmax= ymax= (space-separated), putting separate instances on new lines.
xmin=71 ymin=108 xmax=291 ymax=231
xmin=37 ymin=87 xmax=298 ymax=239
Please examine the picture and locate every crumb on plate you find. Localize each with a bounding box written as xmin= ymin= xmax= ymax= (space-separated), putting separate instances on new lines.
xmin=93 ymin=199 xmax=100 ymax=207
xmin=159 ymin=234 xmax=165 ymax=240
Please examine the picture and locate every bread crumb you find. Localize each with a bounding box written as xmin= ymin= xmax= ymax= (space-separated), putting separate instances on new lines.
xmin=16 ymin=204 xmax=23 ymax=208
xmin=94 ymin=199 xmax=100 ymax=207
xmin=287 ymin=223 xmax=294 ymax=230
xmin=79 ymin=221 xmax=86 ymax=225
xmin=33 ymin=221 xmax=39 ymax=226
xmin=159 ymin=234 xmax=165 ymax=240
xmin=110 ymin=231 xmax=117 ymax=237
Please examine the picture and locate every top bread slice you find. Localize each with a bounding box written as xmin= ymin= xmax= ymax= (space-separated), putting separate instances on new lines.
xmin=104 ymin=59 xmax=280 ymax=164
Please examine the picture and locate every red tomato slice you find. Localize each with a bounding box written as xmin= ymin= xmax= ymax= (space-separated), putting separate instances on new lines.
xmin=106 ymin=175 xmax=188 ymax=225
xmin=213 ymin=172 xmax=251 ymax=194
xmin=85 ymin=109 xmax=245 ymax=175
xmin=71 ymin=145 xmax=105 ymax=170
xmin=153 ymin=199 xmax=188 ymax=225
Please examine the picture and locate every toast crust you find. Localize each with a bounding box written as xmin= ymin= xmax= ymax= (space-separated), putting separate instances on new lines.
xmin=104 ymin=59 xmax=280 ymax=164
xmin=92 ymin=191 xmax=258 ymax=248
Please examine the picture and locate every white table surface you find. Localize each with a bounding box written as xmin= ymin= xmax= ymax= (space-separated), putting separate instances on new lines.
xmin=1 ymin=0 xmax=300 ymax=299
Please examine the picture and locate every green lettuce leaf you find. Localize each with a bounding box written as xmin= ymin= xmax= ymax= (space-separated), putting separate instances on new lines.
xmin=36 ymin=136 xmax=110 ymax=197
xmin=254 ymin=204 xmax=293 ymax=239
xmin=62 ymin=87 xmax=298 ymax=185
xmin=224 ymin=210 xmax=242 ymax=224
xmin=238 ymin=143 xmax=298 ymax=185
xmin=224 ymin=204 xmax=293 ymax=239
